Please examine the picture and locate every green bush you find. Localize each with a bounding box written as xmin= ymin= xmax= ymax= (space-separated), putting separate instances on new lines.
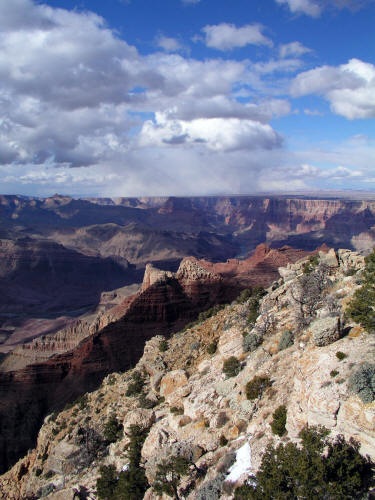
xmin=207 ymin=341 xmax=217 ymax=355
xmin=152 ymin=456 xmax=190 ymax=499
xmin=159 ymin=339 xmax=168 ymax=352
xmin=247 ymin=286 xmax=266 ymax=327
xmin=302 ymin=254 xmax=319 ymax=275
xmin=349 ymin=363 xmax=375 ymax=403
xmin=246 ymin=376 xmax=271 ymax=400
xmin=34 ymin=468 xmax=42 ymax=477
xmin=270 ymin=405 xmax=287 ymax=437
xmin=196 ymin=474 xmax=225 ymax=500
xmin=346 ymin=248 xmax=375 ymax=332
xmin=138 ymin=394 xmax=157 ymax=409
xmin=237 ymin=289 xmax=251 ymax=304
xmin=197 ymin=304 xmax=226 ymax=323
xmin=97 ymin=465 xmax=118 ymax=499
xmin=170 ymin=407 xmax=184 ymax=415
xmin=336 ymin=351 xmax=347 ymax=361
xmin=96 ymin=425 xmax=150 ymax=500
xmin=242 ymin=333 xmax=262 ymax=353
xmin=103 ymin=414 xmax=123 ymax=444
xmin=223 ymin=357 xmax=241 ymax=378
xmin=278 ymin=330 xmax=294 ymax=351
xmin=234 ymin=426 xmax=375 ymax=500
xmin=330 ymin=370 xmax=339 ymax=378
xmin=126 ymin=371 xmax=145 ymax=397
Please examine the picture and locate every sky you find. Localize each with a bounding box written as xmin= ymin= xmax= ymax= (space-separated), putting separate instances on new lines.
xmin=0 ymin=0 xmax=374 ymax=197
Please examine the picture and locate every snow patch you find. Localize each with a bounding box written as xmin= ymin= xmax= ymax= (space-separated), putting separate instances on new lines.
xmin=226 ymin=441 xmax=253 ymax=483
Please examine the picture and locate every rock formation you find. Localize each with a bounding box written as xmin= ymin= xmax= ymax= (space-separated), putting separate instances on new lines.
xmin=0 ymin=245 xmax=307 ymax=475
xmin=1 ymin=247 xmax=374 ymax=499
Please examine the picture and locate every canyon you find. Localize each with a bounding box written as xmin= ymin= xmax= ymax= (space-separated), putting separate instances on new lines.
xmin=1 ymin=247 xmax=374 ymax=499
xmin=1 ymin=193 xmax=375 ymax=351
xmin=0 ymin=193 xmax=375 ymax=476
xmin=0 ymin=243 xmax=312 ymax=474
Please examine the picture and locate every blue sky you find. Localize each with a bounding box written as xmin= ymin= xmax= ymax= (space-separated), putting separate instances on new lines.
xmin=0 ymin=0 xmax=374 ymax=196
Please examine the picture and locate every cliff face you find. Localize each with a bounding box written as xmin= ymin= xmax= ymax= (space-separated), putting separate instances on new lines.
xmin=0 ymin=245 xmax=316 ymax=474
xmin=1 ymin=194 xmax=374 ymax=354
xmin=1 ymin=248 xmax=374 ymax=500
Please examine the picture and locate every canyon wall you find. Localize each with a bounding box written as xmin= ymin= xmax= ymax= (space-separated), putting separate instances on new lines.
xmin=0 ymin=245 xmax=311 ymax=473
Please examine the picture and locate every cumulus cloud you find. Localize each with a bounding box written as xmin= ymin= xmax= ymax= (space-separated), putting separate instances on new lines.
xmin=201 ymin=23 xmax=273 ymax=51
xmin=138 ymin=113 xmax=283 ymax=152
xmin=275 ymin=0 xmax=374 ymax=17
xmin=275 ymin=0 xmax=322 ymax=17
xmin=279 ymin=41 xmax=312 ymax=58
xmin=0 ymin=0 xmax=296 ymax=196
xmin=291 ymin=59 xmax=375 ymax=119
xmin=1 ymin=0 xmax=371 ymax=197
xmin=156 ymin=35 xmax=183 ymax=52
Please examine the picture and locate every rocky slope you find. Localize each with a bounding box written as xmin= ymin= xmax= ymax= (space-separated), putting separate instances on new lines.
xmin=1 ymin=247 xmax=374 ymax=499
xmin=0 ymin=244 xmax=313 ymax=475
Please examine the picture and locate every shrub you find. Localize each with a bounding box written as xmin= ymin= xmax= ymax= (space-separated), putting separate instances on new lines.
xmin=34 ymin=468 xmax=42 ymax=477
xmin=247 ymin=287 xmax=266 ymax=327
xmin=103 ymin=414 xmax=123 ymax=444
xmin=345 ymin=267 xmax=357 ymax=277
xmin=270 ymin=405 xmax=287 ymax=437
xmin=242 ymin=333 xmax=262 ymax=353
xmin=207 ymin=341 xmax=217 ymax=355
xmin=197 ymin=304 xmax=226 ymax=322
xmin=170 ymin=407 xmax=184 ymax=415
xmin=152 ymin=456 xmax=190 ymax=499
xmin=159 ymin=339 xmax=168 ymax=352
xmin=223 ymin=357 xmax=241 ymax=378
xmin=336 ymin=351 xmax=348 ymax=360
xmin=302 ymin=254 xmax=319 ymax=275
xmin=96 ymin=465 xmax=118 ymax=499
xmin=278 ymin=330 xmax=294 ymax=351
xmin=138 ymin=394 xmax=157 ymax=409
xmin=96 ymin=425 xmax=150 ymax=500
xmin=246 ymin=376 xmax=271 ymax=400
xmin=349 ymin=363 xmax=375 ymax=403
xmin=126 ymin=371 xmax=145 ymax=397
xmin=107 ymin=374 xmax=116 ymax=385
xmin=234 ymin=426 xmax=375 ymax=500
xmin=44 ymin=470 xmax=54 ymax=479
xmin=346 ymin=248 xmax=375 ymax=332
xmin=219 ymin=435 xmax=228 ymax=447
xmin=330 ymin=370 xmax=339 ymax=378
xmin=196 ymin=474 xmax=225 ymax=500
xmin=237 ymin=289 xmax=251 ymax=304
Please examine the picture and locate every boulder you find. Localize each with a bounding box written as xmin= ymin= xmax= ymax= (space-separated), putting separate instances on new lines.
xmin=310 ymin=316 xmax=341 ymax=346
xmin=159 ymin=370 xmax=189 ymax=402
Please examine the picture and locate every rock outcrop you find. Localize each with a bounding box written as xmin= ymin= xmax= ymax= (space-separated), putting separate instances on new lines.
xmin=1 ymin=248 xmax=375 ymax=499
xmin=0 ymin=245 xmax=308 ymax=474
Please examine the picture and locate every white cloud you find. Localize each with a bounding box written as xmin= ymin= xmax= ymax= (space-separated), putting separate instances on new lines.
xmin=279 ymin=41 xmax=312 ymax=58
xmin=291 ymin=59 xmax=375 ymax=119
xmin=201 ymin=23 xmax=273 ymax=51
xmin=304 ymin=109 xmax=323 ymax=116
xmin=138 ymin=113 xmax=283 ymax=152
xmin=275 ymin=0 xmax=322 ymax=17
xmin=158 ymin=97 xmax=291 ymax=122
xmin=156 ymin=35 xmax=183 ymax=52
xmin=275 ymin=0 xmax=374 ymax=17
xmin=0 ymin=0 xmax=371 ymax=197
